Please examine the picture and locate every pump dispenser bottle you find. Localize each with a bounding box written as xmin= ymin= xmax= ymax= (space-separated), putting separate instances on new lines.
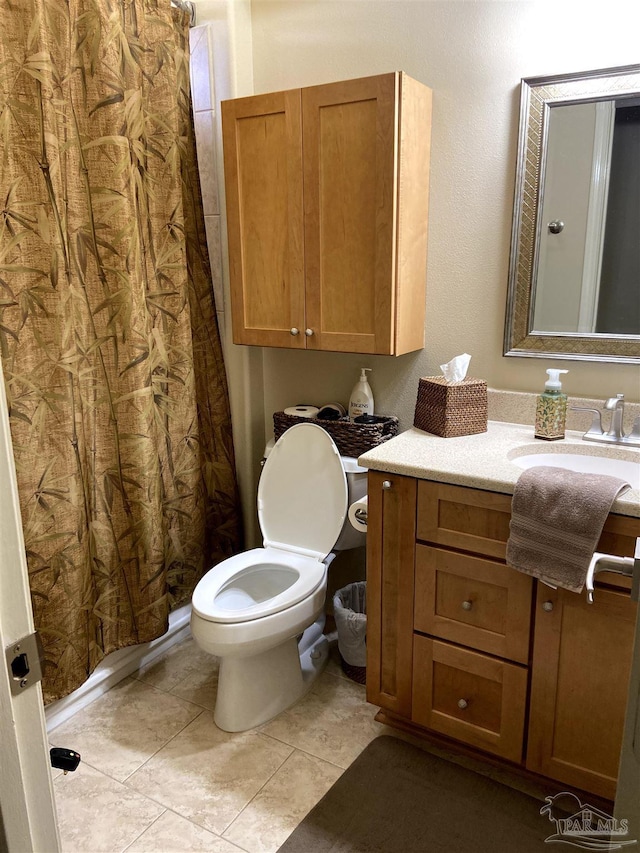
xmin=349 ymin=368 xmax=374 ymax=420
xmin=535 ymin=369 xmax=569 ymax=440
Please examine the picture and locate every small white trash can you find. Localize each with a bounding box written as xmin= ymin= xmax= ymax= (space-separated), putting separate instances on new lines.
xmin=333 ymin=581 xmax=367 ymax=684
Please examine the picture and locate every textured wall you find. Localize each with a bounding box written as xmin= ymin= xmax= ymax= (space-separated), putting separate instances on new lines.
xmin=246 ymin=1 xmax=640 ymax=432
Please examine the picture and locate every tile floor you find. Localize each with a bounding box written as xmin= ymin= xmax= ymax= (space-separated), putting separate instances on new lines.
xmin=51 ymin=635 xmax=384 ymax=853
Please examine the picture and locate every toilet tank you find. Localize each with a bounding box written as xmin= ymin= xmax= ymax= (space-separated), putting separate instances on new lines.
xmin=262 ymin=439 xmax=367 ymax=551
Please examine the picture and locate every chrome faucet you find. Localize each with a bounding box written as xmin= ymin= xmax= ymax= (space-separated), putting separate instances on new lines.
xmin=571 ymin=393 xmax=640 ymax=447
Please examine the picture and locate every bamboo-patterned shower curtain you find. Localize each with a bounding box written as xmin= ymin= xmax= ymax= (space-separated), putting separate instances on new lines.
xmin=0 ymin=0 xmax=243 ymax=702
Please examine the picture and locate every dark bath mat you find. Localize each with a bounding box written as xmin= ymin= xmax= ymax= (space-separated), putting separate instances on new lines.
xmin=278 ymin=735 xmax=556 ymax=852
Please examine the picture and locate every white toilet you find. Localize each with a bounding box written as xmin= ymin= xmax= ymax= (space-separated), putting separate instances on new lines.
xmin=190 ymin=422 xmax=367 ymax=732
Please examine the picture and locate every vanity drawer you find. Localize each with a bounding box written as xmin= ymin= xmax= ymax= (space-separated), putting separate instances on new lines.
xmin=417 ymin=481 xmax=512 ymax=560
xmin=414 ymin=545 xmax=532 ymax=664
xmin=412 ymin=636 xmax=527 ymax=763
xmin=416 ymin=481 xmax=635 ymax=591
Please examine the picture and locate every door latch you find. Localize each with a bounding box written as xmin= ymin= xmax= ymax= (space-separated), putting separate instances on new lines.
xmin=4 ymin=631 xmax=44 ymax=696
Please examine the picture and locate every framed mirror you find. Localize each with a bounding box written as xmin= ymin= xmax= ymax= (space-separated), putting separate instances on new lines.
xmin=504 ymin=64 xmax=640 ymax=364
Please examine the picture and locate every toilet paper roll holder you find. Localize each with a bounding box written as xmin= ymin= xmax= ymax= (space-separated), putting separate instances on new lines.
xmin=353 ymin=507 xmax=368 ymax=525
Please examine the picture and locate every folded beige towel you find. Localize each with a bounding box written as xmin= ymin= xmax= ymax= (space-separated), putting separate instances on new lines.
xmin=506 ymin=466 xmax=630 ymax=593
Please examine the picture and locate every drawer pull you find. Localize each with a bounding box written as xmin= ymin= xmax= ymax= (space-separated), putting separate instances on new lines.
xmin=382 ymin=480 xmax=392 ymax=490
xmin=461 ymin=600 xmax=473 ymax=611
xmin=457 ymin=698 xmax=469 ymax=710
xmin=542 ymin=600 xmax=554 ymax=612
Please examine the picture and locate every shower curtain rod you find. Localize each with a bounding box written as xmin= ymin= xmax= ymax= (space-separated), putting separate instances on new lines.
xmin=171 ymin=0 xmax=196 ymax=27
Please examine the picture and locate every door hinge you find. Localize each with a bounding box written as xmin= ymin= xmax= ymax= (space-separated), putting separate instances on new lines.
xmin=5 ymin=631 xmax=44 ymax=696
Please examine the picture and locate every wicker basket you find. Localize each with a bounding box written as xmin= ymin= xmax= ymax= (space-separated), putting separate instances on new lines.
xmin=413 ymin=376 xmax=487 ymax=438
xmin=273 ymin=411 xmax=398 ymax=457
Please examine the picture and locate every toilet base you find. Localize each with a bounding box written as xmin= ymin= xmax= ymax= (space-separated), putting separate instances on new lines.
xmin=213 ymin=617 xmax=329 ymax=732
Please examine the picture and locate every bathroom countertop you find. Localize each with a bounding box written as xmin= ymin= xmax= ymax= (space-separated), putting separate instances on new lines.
xmin=358 ymin=421 xmax=640 ymax=518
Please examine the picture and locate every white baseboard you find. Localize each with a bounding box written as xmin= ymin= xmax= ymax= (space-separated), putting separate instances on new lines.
xmin=46 ymin=604 xmax=192 ymax=733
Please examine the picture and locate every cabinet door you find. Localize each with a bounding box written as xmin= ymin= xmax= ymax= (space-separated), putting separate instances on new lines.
xmin=527 ymin=584 xmax=637 ymax=800
xmin=222 ymin=90 xmax=305 ymax=347
xmin=302 ymin=74 xmax=397 ymax=354
xmin=366 ymin=471 xmax=417 ymax=717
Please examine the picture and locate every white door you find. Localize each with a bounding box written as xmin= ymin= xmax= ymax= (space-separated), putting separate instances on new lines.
xmin=0 ymin=360 xmax=60 ymax=853
xmin=615 ymin=540 xmax=640 ymax=839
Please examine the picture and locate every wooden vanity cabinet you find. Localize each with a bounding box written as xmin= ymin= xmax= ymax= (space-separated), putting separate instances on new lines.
xmin=366 ymin=471 xmax=639 ymax=798
xmin=222 ymin=73 xmax=432 ymax=354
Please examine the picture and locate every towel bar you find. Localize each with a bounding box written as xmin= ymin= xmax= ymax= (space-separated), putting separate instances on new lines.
xmin=586 ymin=539 xmax=640 ymax=603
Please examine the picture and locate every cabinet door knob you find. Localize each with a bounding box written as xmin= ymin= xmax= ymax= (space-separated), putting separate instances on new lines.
xmin=457 ymin=699 xmax=469 ymax=710
xmin=382 ymin=480 xmax=392 ymax=490
xmin=461 ymin=600 xmax=473 ymax=611
xmin=290 ymin=327 xmax=300 ymax=336
xmin=305 ymin=328 xmax=314 ymax=337
xmin=542 ymin=600 xmax=554 ymax=612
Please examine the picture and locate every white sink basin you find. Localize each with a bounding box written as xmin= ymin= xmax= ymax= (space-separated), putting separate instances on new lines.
xmin=511 ymin=452 xmax=640 ymax=491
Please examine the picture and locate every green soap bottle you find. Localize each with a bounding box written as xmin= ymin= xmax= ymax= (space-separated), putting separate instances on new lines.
xmin=535 ymin=369 xmax=569 ymax=440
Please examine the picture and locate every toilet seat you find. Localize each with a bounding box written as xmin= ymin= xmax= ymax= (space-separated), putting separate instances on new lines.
xmin=192 ymin=547 xmax=326 ymax=624
xmin=258 ymin=423 xmax=348 ymax=560
xmin=193 ymin=424 xmax=348 ymax=625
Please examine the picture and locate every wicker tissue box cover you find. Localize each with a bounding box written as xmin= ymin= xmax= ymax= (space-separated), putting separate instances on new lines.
xmin=273 ymin=411 xmax=399 ymax=458
xmin=413 ymin=376 xmax=488 ymax=438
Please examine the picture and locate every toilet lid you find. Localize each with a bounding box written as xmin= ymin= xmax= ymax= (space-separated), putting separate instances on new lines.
xmin=258 ymin=423 xmax=348 ymax=561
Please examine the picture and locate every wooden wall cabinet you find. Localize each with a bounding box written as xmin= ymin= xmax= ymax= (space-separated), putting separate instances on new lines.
xmin=222 ymin=73 xmax=432 ymax=354
xmin=367 ymin=473 xmax=639 ymax=799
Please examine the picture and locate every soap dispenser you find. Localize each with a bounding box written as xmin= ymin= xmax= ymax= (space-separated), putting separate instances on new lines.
xmin=535 ymin=369 xmax=569 ymax=440
xmin=349 ymin=368 xmax=374 ymax=420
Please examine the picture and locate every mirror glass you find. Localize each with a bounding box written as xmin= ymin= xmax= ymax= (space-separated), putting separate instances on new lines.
xmin=504 ymin=65 xmax=640 ymax=363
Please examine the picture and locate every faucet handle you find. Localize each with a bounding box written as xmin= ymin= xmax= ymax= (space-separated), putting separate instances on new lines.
xmin=627 ymin=415 xmax=640 ymax=441
xmin=570 ymin=406 xmax=604 ymax=436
